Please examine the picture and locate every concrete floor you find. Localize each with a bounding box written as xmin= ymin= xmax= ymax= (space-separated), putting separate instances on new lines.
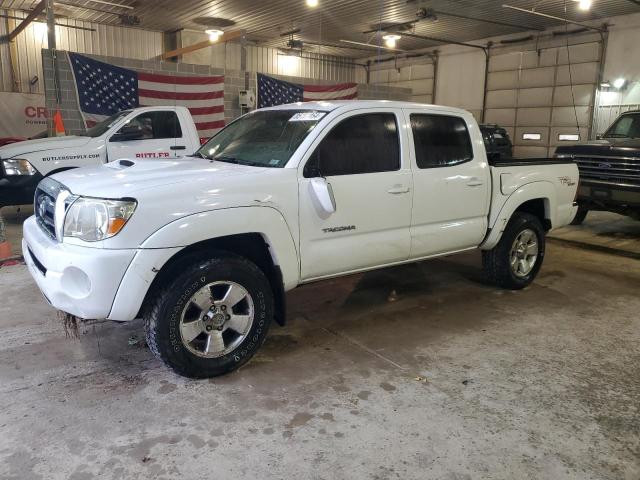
xmin=0 ymin=239 xmax=638 ymax=479
xmin=549 ymin=211 xmax=640 ymax=257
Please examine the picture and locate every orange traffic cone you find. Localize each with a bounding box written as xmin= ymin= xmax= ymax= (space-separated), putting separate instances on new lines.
xmin=0 ymin=212 xmax=12 ymax=261
xmin=53 ymin=110 xmax=65 ymax=137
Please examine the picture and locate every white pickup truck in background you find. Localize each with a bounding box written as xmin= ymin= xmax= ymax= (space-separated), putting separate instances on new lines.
xmin=0 ymin=106 xmax=201 ymax=207
xmin=22 ymin=101 xmax=579 ymax=378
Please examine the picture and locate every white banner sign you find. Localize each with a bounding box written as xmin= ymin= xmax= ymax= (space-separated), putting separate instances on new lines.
xmin=0 ymin=92 xmax=47 ymax=139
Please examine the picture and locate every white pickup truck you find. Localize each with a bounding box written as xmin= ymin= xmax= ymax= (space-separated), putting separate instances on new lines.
xmin=0 ymin=106 xmax=201 ymax=207
xmin=22 ymin=101 xmax=579 ymax=378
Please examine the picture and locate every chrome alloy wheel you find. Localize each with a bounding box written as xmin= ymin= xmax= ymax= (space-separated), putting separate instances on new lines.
xmin=179 ymin=281 xmax=254 ymax=358
xmin=509 ymin=228 xmax=539 ymax=278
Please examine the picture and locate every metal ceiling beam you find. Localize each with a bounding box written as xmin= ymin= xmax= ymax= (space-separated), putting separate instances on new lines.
xmin=161 ymin=29 xmax=245 ymax=60
xmin=339 ymin=39 xmax=406 ymax=53
xmin=0 ymin=14 xmax=96 ymax=31
xmin=392 ymin=31 xmax=487 ymax=51
xmin=501 ymin=4 xmax=606 ymax=33
xmin=8 ymin=0 xmax=46 ymax=41
xmin=432 ymin=9 xmax=545 ymax=32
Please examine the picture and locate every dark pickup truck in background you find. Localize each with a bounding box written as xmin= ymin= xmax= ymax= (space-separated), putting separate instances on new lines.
xmin=556 ymin=110 xmax=640 ymax=224
xmin=480 ymin=123 xmax=513 ymax=162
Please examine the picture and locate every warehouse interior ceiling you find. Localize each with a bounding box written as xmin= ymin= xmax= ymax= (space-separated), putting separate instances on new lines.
xmin=1 ymin=0 xmax=639 ymax=57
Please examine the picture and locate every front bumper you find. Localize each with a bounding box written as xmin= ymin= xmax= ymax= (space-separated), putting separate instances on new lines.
xmin=577 ymin=180 xmax=640 ymax=208
xmin=0 ymin=172 xmax=43 ymax=207
xmin=22 ymin=216 xmax=136 ymax=320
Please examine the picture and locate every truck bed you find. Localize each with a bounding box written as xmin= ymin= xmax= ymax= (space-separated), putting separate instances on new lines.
xmin=488 ymin=157 xmax=575 ymax=167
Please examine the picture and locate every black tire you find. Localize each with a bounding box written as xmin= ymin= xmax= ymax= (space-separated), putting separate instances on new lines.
xmin=144 ymin=253 xmax=273 ymax=378
xmin=570 ymin=207 xmax=588 ymax=225
xmin=482 ymin=212 xmax=546 ymax=290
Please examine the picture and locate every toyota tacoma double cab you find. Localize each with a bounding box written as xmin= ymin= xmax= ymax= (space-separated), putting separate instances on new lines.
xmin=22 ymin=101 xmax=578 ymax=378
xmin=0 ymin=106 xmax=201 ymax=207
xmin=556 ymin=110 xmax=640 ymax=223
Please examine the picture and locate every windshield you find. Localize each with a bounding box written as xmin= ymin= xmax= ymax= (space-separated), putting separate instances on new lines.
xmin=85 ymin=110 xmax=131 ymax=138
xmin=604 ymin=113 xmax=640 ymax=139
xmin=196 ymin=109 xmax=326 ymax=168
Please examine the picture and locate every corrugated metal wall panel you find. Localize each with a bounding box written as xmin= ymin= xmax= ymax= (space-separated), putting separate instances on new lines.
xmin=0 ymin=12 xmax=11 ymax=91
xmin=0 ymin=9 xmax=162 ymax=94
xmin=244 ymin=45 xmax=354 ymax=82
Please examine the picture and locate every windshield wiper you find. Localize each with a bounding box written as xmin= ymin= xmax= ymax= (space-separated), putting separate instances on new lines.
xmin=213 ymin=155 xmax=239 ymax=164
xmin=604 ymin=133 xmax=629 ymax=138
xmin=189 ymin=151 xmax=209 ymax=159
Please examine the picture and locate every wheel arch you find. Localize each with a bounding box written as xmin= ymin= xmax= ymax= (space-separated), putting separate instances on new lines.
xmin=481 ymin=181 xmax=556 ymax=250
xmin=108 ymin=206 xmax=299 ymax=324
xmin=45 ymin=166 xmax=76 ymax=177
xmin=138 ymin=233 xmax=288 ymax=326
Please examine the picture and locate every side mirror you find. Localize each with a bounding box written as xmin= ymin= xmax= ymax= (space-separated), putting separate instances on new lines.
xmin=596 ymin=134 xmax=603 ymax=140
xmin=309 ymin=177 xmax=336 ymax=214
xmin=111 ymin=124 xmax=144 ymax=142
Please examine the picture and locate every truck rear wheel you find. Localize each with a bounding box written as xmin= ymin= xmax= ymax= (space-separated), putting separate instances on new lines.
xmin=482 ymin=212 xmax=546 ymax=290
xmin=144 ymin=253 xmax=273 ymax=378
xmin=570 ymin=207 xmax=588 ymax=225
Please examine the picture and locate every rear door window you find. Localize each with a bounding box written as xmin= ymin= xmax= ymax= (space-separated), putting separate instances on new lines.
xmin=410 ymin=114 xmax=473 ymax=168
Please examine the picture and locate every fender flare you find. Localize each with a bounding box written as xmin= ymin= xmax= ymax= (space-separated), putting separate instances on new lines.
xmin=107 ymin=206 xmax=300 ymax=321
xmin=481 ymin=181 xmax=556 ymax=250
xmin=142 ymin=205 xmax=300 ymax=287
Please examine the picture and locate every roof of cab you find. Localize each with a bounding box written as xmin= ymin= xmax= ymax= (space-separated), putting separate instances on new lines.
xmin=261 ymin=100 xmax=471 ymax=116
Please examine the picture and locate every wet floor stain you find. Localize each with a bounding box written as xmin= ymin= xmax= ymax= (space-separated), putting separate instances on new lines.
xmin=380 ymin=382 xmax=396 ymax=392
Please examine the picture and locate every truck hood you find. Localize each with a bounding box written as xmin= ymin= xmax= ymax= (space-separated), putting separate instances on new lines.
xmin=51 ymin=157 xmax=274 ymax=199
xmin=0 ymin=136 xmax=92 ymax=158
xmin=49 ymin=157 xmax=297 ymax=249
xmin=555 ymin=138 xmax=640 ymax=159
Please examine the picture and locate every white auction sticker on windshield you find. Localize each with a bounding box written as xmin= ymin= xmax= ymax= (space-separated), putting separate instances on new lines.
xmin=289 ymin=111 xmax=326 ymax=122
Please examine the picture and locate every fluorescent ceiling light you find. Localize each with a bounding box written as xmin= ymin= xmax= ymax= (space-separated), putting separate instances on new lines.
xmin=382 ymin=34 xmax=401 ymax=49
xmin=306 ymin=0 xmax=319 ymax=7
xmin=576 ymin=0 xmax=592 ymax=11
xmin=206 ymin=29 xmax=224 ymax=42
xmin=613 ymin=78 xmax=626 ymax=89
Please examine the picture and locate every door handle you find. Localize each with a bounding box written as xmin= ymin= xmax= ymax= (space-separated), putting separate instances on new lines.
xmin=466 ymin=177 xmax=484 ymax=187
xmin=170 ymin=145 xmax=186 ymax=150
xmin=387 ymin=185 xmax=410 ymax=194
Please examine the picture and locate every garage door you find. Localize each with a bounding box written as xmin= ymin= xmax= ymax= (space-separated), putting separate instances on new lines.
xmin=484 ymin=41 xmax=601 ymax=158
xmin=368 ymin=60 xmax=435 ymax=104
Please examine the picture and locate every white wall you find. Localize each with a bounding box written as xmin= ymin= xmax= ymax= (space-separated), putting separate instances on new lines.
xmin=600 ymin=13 xmax=640 ymax=106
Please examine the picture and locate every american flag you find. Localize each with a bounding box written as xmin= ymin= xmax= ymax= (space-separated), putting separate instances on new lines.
xmin=257 ymin=73 xmax=357 ymax=108
xmin=68 ymin=52 xmax=224 ymax=141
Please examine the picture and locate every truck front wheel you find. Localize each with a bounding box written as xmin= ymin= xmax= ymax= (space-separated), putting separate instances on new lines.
xmin=144 ymin=253 xmax=274 ymax=378
xmin=482 ymin=212 xmax=546 ymax=290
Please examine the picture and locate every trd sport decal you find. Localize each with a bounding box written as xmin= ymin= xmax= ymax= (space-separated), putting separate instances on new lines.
xmin=558 ymin=176 xmax=576 ymax=187
xmin=322 ymin=225 xmax=356 ymax=233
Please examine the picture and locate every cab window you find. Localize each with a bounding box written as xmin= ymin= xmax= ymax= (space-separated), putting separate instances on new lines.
xmin=410 ymin=114 xmax=473 ymax=168
xmin=304 ymin=113 xmax=400 ymax=177
xmin=116 ymin=111 xmax=182 ymax=140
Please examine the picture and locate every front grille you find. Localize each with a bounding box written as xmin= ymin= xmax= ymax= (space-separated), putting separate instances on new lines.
xmin=34 ymin=177 xmax=67 ymax=240
xmin=574 ymin=156 xmax=640 ymax=186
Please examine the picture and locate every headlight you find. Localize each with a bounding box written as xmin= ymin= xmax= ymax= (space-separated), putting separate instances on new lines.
xmin=2 ymin=158 xmax=37 ymax=175
xmin=63 ymin=197 xmax=137 ymax=242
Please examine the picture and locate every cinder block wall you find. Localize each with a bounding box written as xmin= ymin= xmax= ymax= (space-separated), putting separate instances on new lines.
xmin=42 ymin=49 xmax=412 ymax=136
